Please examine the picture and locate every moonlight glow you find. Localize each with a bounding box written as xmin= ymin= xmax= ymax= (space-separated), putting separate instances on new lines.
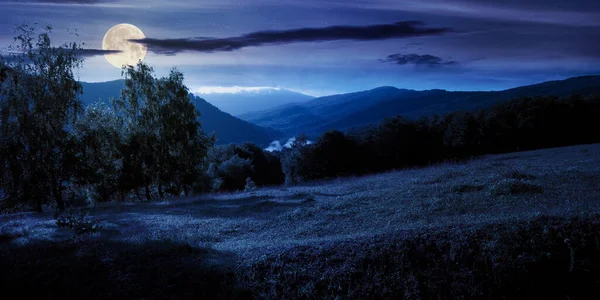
xmin=102 ymin=23 xmax=147 ymax=69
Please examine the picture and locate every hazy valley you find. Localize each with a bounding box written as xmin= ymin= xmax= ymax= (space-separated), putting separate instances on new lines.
xmin=81 ymin=75 xmax=600 ymax=146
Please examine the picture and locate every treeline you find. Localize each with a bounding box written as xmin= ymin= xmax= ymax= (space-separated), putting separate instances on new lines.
xmin=280 ymin=93 xmax=600 ymax=183
xmin=0 ymin=26 xmax=221 ymax=211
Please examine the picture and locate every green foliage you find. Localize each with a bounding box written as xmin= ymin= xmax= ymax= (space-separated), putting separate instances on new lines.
xmin=216 ymin=154 xmax=254 ymax=191
xmin=490 ymin=179 xmax=544 ymax=196
xmin=234 ymin=142 xmax=284 ymax=186
xmin=442 ymin=111 xmax=484 ymax=156
xmin=311 ymin=130 xmax=358 ymax=178
xmin=502 ymin=170 xmax=537 ymax=180
xmin=280 ymin=139 xmax=313 ymax=185
xmin=1 ymin=24 xmax=216 ymax=210
xmin=452 ymin=184 xmax=485 ymax=193
xmin=206 ymin=143 xmax=284 ymax=191
xmin=71 ymin=103 xmax=124 ymax=202
xmin=244 ymin=177 xmax=257 ymax=191
xmin=0 ymin=24 xmax=84 ymax=211
xmin=283 ymin=93 xmax=600 ymax=183
xmin=113 ymin=61 xmax=214 ymax=199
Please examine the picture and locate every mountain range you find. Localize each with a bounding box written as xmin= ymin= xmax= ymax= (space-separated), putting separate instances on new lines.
xmin=238 ymin=75 xmax=600 ymax=138
xmin=78 ymin=75 xmax=600 ymax=147
xmin=79 ymin=80 xmax=282 ymax=146
xmin=196 ymin=88 xmax=314 ymax=116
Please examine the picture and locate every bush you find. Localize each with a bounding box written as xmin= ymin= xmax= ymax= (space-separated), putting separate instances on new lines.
xmin=55 ymin=209 xmax=103 ymax=235
xmin=280 ymin=147 xmax=311 ymax=185
xmin=235 ymin=143 xmax=284 ymax=186
xmin=502 ymin=170 xmax=537 ymax=180
xmin=452 ymin=184 xmax=485 ymax=193
xmin=216 ymin=155 xmax=254 ymax=191
xmin=244 ymin=177 xmax=257 ymax=191
xmin=206 ymin=143 xmax=283 ymax=192
xmin=191 ymin=170 xmax=214 ymax=195
xmin=490 ymin=179 xmax=544 ymax=196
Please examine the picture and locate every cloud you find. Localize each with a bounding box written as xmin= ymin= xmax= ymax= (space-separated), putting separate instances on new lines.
xmin=264 ymin=137 xmax=313 ymax=152
xmin=5 ymin=0 xmax=118 ymax=3
xmin=129 ymin=21 xmax=452 ymax=54
xmin=195 ymin=86 xmax=281 ymax=94
xmin=74 ymin=48 xmax=122 ymax=57
xmin=379 ymin=53 xmax=458 ymax=66
xmin=1 ymin=48 xmax=120 ymax=62
xmin=273 ymin=0 xmax=600 ymax=27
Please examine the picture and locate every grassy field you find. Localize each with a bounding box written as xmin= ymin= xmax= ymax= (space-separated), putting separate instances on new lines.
xmin=1 ymin=143 xmax=600 ymax=299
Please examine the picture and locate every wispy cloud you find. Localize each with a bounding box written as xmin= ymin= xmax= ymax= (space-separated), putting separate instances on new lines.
xmin=264 ymin=137 xmax=313 ymax=152
xmin=195 ymin=86 xmax=282 ymax=94
xmin=1 ymin=48 xmax=120 ymax=61
xmin=0 ymin=0 xmax=139 ymax=8
xmin=259 ymin=0 xmax=600 ymax=27
xmin=129 ymin=21 xmax=452 ymax=54
xmin=75 ymin=48 xmax=121 ymax=56
xmin=1 ymin=0 xmax=119 ymax=4
xmin=380 ymin=53 xmax=458 ymax=66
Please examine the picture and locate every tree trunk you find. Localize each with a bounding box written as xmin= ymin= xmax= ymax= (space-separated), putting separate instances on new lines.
xmin=34 ymin=198 xmax=43 ymax=213
xmin=158 ymin=182 xmax=164 ymax=198
xmin=135 ymin=188 xmax=142 ymax=201
xmin=34 ymin=189 xmax=43 ymax=213
xmin=54 ymin=184 xmax=65 ymax=211
xmin=24 ymin=179 xmax=42 ymax=213
xmin=51 ymin=173 xmax=65 ymax=211
xmin=145 ymin=185 xmax=152 ymax=201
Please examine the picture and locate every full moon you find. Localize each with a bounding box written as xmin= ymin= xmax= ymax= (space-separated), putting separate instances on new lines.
xmin=102 ymin=23 xmax=147 ymax=69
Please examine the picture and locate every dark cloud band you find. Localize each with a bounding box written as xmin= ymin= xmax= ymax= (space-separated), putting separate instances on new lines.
xmin=4 ymin=0 xmax=119 ymax=4
xmin=1 ymin=49 xmax=120 ymax=62
xmin=380 ymin=53 xmax=458 ymax=66
xmin=129 ymin=21 xmax=452 ymax=54
xmin=74 ymin=48 xmax=121 ymax=57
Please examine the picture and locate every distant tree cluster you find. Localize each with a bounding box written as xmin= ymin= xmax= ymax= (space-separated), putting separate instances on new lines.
xmin=281 ymin=94 xmax=600 ymax=183
xmin=206 ymin=143 xmax=284 ymax=191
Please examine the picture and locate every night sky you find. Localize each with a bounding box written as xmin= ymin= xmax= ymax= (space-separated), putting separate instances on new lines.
xmin=1 ymin=0 xmax=599 ymax=96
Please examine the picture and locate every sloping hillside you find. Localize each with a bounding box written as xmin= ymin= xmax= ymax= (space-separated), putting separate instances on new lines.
xmin=1 ymin=143 xmax=599 ymax=299
xmin=240 ymin=75 xmax=600 ymax=136
xmin=197 ymin=88 xmax=314 ymax=116
xmin=190 ymin=94 xmax=283 ymax=145
xmin=79 ymin=80 xmax=283 ymax=146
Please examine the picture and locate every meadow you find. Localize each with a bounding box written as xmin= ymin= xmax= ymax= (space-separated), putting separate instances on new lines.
xmin=1 ymin=143 xmax=599 ymax=299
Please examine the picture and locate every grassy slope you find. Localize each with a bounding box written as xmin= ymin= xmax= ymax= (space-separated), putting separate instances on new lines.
xmin=1 ymin=143 xmax=600 ymax=299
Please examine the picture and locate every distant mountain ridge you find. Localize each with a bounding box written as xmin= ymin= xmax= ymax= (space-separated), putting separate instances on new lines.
xmin=197 ymin=88 xmax=314 ymax=116
xmin=79 ymin=80 xmax=282 ymax=146
xmin=238 ymin=75 xmax=600 ymax=138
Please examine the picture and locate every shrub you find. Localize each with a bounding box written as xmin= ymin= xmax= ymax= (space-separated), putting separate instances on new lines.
xmin=244 ymin=177 xmax=257 ymax=191
xmin=452 ymin=184 xmax=485 ymax=193
xmin=490 ymin=179 xmax=544 ymax=196
xmin=502 ymin=170 xmax=537 ymax=180
xmin=206 ymin=143 xmax=282 ymax=192
xmin=55 ymin=209 xmax=103 ymax=235
xmin=216 ymin=155 xmax=254 ymax=191
xmin=280 ymin=148 xmax=305 ymax=185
